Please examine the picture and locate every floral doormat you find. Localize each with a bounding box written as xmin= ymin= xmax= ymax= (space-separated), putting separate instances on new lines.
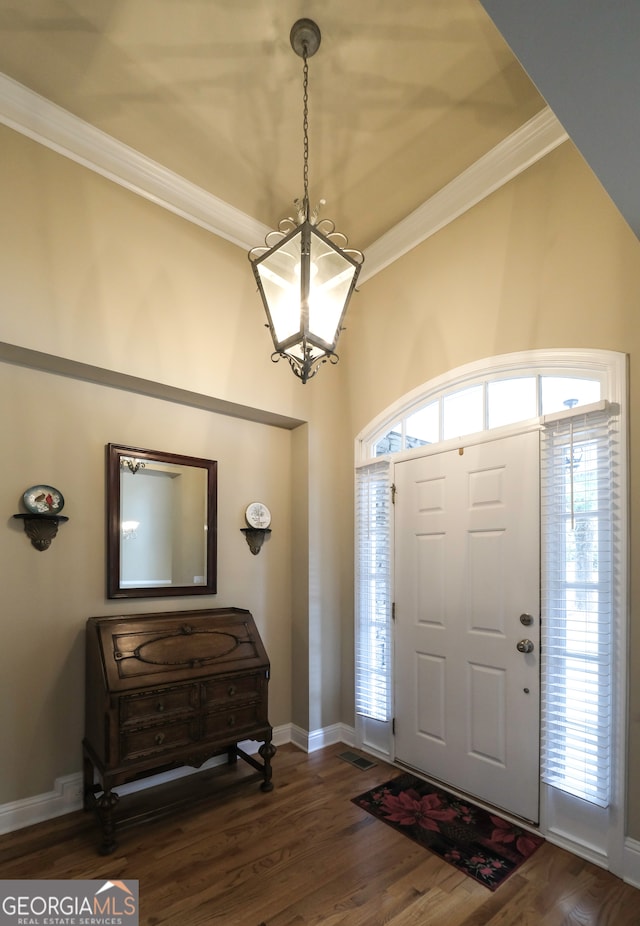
xmin=352 ymin=773 xmax=544 ymax=891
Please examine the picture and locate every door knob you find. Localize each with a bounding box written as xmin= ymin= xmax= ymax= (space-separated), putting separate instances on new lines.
xmin=517 ymin=639 xmax=534 ymax=654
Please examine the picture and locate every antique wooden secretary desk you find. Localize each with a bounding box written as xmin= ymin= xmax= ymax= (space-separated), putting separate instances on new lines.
xmin=83 ymin=607 xmax=275 ymax=854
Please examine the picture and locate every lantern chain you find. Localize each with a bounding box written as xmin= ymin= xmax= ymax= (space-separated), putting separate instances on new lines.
xmin=302 ymin=44 xmax=310 ymax=220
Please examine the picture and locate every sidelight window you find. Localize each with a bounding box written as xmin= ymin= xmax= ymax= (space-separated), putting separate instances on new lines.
xmin=540 ymin=404 xmax=616 ymax=807
xmin=355 ymin=461 xmax=392 ymax=722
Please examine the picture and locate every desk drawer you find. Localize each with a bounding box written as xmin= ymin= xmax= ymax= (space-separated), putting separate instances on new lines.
xmin=202 ymin=674 xmax=262 ymax=706
xmin=203 ymin=704 xmax=261 ymax=739
xmin=120 ymin=685 xmax=198 ymax=725
xmin=120 ymin=720 xmax=198 ymax=761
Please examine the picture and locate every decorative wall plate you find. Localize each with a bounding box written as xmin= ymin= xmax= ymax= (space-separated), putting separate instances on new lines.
xmin=23 ymin=485 xmax=65 ymax=515
xmin=245 ymin=502 xmax=271 ymax=529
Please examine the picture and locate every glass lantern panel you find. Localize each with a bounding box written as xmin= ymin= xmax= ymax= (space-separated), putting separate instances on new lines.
xmin=308 ymin=232 xmax=357 ymax=347
xmin=256 ymin=230 xmax=304 ymax=344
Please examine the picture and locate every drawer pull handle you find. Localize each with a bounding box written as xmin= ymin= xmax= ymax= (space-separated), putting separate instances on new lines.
xmin=156 ymin=702 xmax=165 ymax=712
xmin=155 ymin=732 xmax=165 ymax=745
xmin=228 ymin=685 xmax=236 ymax=697
xmin=227 ymin=715 xmax=236 ymax=727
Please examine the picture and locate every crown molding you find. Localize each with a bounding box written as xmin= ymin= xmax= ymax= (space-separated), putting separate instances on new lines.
xmin=359 ymin=107 xmax=568 ymax=282
xmin=0 ymin=71 xmax=271 ymax=250
xmin=0 ymin=72 xmax=567 ymax=279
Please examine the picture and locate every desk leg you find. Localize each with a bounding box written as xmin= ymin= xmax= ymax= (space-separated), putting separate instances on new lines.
xmin=82 ymin=752 xmax=95 ymax=811
xmin=95 ymin=789 xmax=120 ymax=855
xmin=258 ymin=739 xmax=276 ymax=792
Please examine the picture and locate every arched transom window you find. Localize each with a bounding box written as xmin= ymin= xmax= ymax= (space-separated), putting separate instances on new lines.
xmin=357 ymin=350 xmax=616 ymax=463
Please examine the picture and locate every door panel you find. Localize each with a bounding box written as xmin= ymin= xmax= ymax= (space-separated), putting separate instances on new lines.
xmin=394 ymin=431 xmax=540 ymax=822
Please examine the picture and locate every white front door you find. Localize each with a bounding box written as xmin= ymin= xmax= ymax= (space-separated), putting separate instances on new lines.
xmin=394 ymin=430 xmax=540 ymax=822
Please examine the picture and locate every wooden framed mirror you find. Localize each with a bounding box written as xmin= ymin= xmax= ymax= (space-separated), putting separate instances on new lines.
xmin=107 ymin=444 xmax=217 ymax=599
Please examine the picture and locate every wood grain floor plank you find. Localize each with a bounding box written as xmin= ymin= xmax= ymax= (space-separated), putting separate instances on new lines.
xmin=0 ymin=743 xmax=636 ymax=925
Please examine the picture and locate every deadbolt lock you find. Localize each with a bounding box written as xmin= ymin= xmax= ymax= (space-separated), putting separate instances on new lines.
xmin=519 ymin=613 xmax=534 ymax=626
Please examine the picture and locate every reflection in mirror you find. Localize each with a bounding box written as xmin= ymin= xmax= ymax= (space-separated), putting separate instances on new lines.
xmin=107 ymin=444 xmax=217 ymax=599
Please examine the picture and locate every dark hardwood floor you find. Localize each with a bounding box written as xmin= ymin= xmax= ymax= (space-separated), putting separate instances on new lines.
xmin=1 ymin=743 xmax=637 ymax=925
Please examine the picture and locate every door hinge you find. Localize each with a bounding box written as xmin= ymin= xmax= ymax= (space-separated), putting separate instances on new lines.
xmin=391 ymin=483 xmax=397 ymax=504
xmin=392 ymin=602 xmax=396 ymax=621
xmin=392 ymin=717 xmax=396 ymax=735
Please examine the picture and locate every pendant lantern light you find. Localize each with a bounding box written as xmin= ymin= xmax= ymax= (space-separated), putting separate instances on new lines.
xmin=248 ymin=19 xmax=364 ymax=383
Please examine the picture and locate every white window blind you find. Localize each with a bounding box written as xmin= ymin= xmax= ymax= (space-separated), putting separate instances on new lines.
xmin=355 ymin=461 xmax=392 ymax=722
xmin=540 ymin=405 xmax=616 ymax=808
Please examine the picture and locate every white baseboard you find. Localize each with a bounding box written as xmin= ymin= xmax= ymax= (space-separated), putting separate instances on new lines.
xmin=0 ymin=722 xmax=352 ymax=834
xmin=290 ymin=723 xmax=355 ymax=753
xmin=0 ymin=773 xmax=83 ymax=835
xmin=544 ymin=827 xmax=609 ymax=871
xmin=521 ymin=825 xmax=640 ymax=889
xmin=624 ymin=838 xmax=640 ymax=888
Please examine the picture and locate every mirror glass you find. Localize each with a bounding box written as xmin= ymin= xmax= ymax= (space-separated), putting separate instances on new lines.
xmin=107 ymin=444 xmax=217 ymax=598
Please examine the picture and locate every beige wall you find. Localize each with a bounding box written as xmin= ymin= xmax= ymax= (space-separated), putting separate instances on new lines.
xmin=345 ymin=142 xmax=639 ymax=432
xmin=0 ymin=363 xmax=294 ymax=802
xmin=0 ymin=126 xmax=305 ymax=806
xmin=0 ymin=364 xmax=291 ymax=803
xmin=0 ymin=125 xmax=307 ymax=422
xmin=343 ymin=141 xmax=640 ymax=836
xmin=0 ymin=124 xmax=350 ymax=808
xmin=305 ymin=369 xmax=354 ymax=732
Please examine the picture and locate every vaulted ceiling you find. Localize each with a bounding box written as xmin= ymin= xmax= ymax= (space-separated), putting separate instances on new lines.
xmin=0 ymin=0 xmax=552 ymax=260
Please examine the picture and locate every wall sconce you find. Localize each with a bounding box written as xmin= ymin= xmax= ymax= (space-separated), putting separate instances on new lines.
xmin=120 ymin=457 xmax=146 ymax=474
xmin=13 ymin=484 xmax=68 ymax=551
xmin=13 ymin=513 xmax=69 ymax=551
xmin=241 ymin=527 xmax=271 ymax=555
xmin=241 ymin=502 xmax=271 ymax=555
